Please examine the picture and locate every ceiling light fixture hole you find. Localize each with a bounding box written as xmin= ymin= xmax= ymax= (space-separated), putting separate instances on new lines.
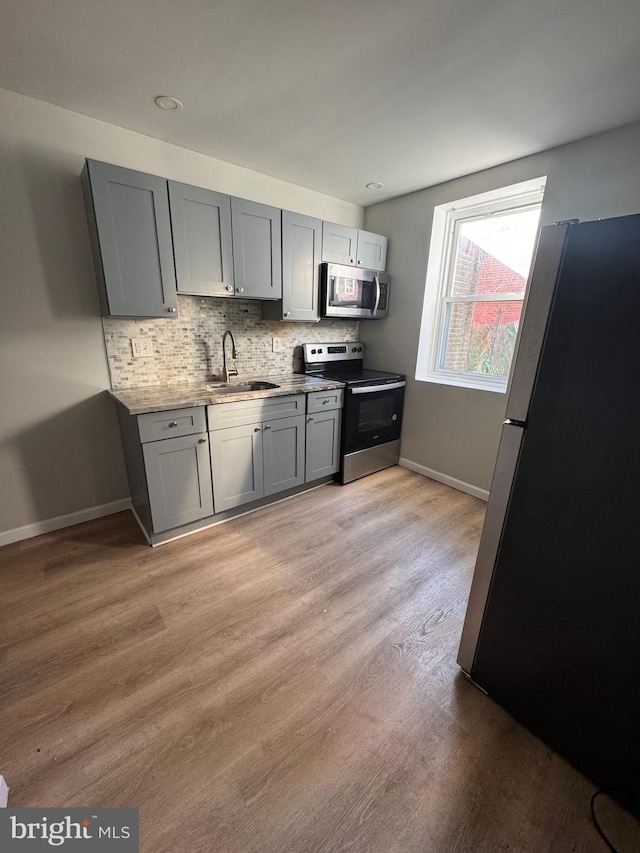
xmin=154 ymin=95 xmax=183 ymax=111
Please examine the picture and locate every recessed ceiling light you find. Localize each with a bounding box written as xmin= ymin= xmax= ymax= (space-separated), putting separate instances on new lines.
xmin=366 ymin=181 xmax=384 ymax=190
xmin=154 ymin=95 xmax=183 ymax=111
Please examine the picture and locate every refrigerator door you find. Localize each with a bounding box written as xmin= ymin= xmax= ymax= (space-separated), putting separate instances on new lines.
xmin=458 ymin=223 xmax=569 ymax=674
xmin=470 ymin=213 xmax=640 ymax=810
xmin=505 ymin=222 xmax=569 ymax=423
xmin=457 ymin=423 xmax=525 ymax=674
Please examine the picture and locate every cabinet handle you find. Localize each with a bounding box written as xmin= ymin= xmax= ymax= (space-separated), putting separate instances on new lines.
xmin=254 ymin=427 xmax=261 ymax=432
xmin=322 ymin=399 xmax=330 ymax=404
xmin=168 ymin=421 xmax=179 ymax=428
xmin=284 ymin=311 xmax=290 ymax=317
xmin=307 ymin=416 xmax=314 ymax=423
xmin=264 ymin=424 xmax=271 ymax=430
xmin=197 ymin=438 xmax=207 ymax=444
xmin=226 ymin=285 xmax=233 ymax=292
xmin=167 ymin=306 xmax=177 ymax=313
xmin=236 ymin=287 xmax=244 ymax=293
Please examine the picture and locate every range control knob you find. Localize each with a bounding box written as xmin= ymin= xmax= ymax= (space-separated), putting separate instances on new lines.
xmin=358 ymin=346 xmax=363 ymax=352
xmin=318 ymin=348 xmax=323 ymax=354
xmin=311 ymin=348 xmax=316 ymax=354
xmin=352 ymin=347 xmax=357 ymax=352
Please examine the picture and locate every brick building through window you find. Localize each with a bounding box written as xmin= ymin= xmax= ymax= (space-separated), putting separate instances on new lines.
xmin=416 ymin=177 xmax=546 ymax=393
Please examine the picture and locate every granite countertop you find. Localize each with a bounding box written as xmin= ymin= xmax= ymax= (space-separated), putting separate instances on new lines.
xmin=109 ymin=374 xmax=345 ymax=415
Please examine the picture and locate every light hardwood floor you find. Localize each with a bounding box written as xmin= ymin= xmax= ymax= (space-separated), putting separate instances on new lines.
xmin=1 ymin=467 xmax=638 ymax=852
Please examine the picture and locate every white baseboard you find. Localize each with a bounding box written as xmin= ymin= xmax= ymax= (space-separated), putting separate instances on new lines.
xmin=0 ymin=498 xmax=132 ymax=547
xmin=399 ymin=458 xmax=489 ymax=501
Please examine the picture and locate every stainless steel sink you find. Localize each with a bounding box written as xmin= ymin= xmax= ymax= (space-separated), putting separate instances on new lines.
xmin=205 ymin=381 xmax=280 ymax=394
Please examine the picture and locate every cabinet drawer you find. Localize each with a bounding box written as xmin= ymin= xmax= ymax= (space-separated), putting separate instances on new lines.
xmin=207 ymin=394 xmax=304 ymax=430
xmin=306 ymin=389 xmax=343 ymax=413
xmin=138 ymin=407 xmax=207 ymax=442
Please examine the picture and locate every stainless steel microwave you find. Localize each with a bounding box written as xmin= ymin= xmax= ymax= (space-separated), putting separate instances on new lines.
xmin=320 ymin=263 xmax=390 ymax=319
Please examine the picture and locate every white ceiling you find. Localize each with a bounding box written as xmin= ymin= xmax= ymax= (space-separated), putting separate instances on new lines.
xmin=2 ymin=0 xmax=640 ymax=206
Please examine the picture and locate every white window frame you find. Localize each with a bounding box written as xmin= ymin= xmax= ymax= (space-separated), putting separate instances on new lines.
xmin=416 ymin=177 xmax=547 ymax=393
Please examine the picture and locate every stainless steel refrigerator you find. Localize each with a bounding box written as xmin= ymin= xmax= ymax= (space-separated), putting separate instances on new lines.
xmin=457 ymin=213 xmax=640 ymax=816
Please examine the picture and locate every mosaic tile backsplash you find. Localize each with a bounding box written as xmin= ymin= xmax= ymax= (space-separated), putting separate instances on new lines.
xmin=103 ymin=296 xmax=359 ymax=389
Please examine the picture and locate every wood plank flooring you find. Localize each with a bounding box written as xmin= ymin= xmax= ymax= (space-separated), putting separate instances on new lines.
xmin=1 ymin=467 xmax=638 ymax=852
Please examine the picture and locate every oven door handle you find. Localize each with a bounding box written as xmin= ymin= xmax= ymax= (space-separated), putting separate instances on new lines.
xmin=372 ymin=275 xmax=381 ymax=317
xmin=350 ymin=381 xmax=406 ymax=394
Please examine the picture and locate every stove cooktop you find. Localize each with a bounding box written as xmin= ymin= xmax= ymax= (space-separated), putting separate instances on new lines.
xmin=302 ymin=341 xmax=405 ymax=387
xmin=313 ymin=367 xmax=404 ymax=386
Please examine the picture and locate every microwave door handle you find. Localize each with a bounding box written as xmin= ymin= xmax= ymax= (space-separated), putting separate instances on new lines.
xmin=372 ymin=275 xmax=381 ymax=317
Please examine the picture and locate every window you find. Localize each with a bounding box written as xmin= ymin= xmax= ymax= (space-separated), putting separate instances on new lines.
xmin=416 ymin=178 xmax=546 ymax=392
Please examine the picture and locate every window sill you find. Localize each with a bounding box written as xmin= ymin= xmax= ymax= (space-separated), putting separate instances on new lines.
xmin=416 ymin=373 xmax=507 ymax=394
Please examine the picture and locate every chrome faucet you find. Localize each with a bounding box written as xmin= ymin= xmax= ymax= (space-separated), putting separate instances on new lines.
xmin=222 ymin=330 xmax=238 ymax=382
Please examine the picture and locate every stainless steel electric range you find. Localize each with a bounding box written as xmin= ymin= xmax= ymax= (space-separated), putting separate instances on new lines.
xmin=303 ymin=341 xmax=406 ymax=484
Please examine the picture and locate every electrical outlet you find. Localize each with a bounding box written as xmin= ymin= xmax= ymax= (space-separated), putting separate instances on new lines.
xmin=131 ymin=338 xmax=153 ymax=358
xmin=272 ymin=337 xmax=284 ymax=353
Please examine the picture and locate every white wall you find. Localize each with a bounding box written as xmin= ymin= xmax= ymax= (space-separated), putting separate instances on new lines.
xmin=362 ymin=120 xmax=640 ymax=494
xmin=0 ymin=87 xmax=363 ymax=541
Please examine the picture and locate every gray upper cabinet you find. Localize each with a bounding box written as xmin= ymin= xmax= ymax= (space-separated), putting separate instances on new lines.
xmin=322 ymin=222 xmax=358 ymax=266
xmin=169 ymin=182 xmax=234 ymax=297
xmin=82 ymin=160 xmax=178 ymax=318
xmin=231 ymin=197 xmax=282 ymax=299
xmin=262 ymin=210 xmax=322 ymax=322
xmin=322 ymin=221 xmax=388 ymax=271
xmin=356 ymin=230 xmax=388 ymax=271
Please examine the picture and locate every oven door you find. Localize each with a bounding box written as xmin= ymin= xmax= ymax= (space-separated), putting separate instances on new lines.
xmin=343 ymin=382 xmax=405 ymax=454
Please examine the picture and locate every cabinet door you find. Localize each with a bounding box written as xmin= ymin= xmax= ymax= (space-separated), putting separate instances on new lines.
xmin=322 ymin=222 xmax=357 ymax=265
xmin=281 ymin=210 xmax=322 ymax=322
xmin=143 ymin=434 xmax=213 ymax=532
xmin=210 ymin=423 xmax=264 ymax=512
xmin=231 ymin=198 xmax=282 ymax=299
xmin=169 ymin=182 xmax=234 ymax=296
xmin=356 ymin=230 xmax=388 ymax=271
xmin=305 ymin=410 xmax=342 ymax=481
xmin=84 ymin=160 xmax=177 ymax=317
xmin=263 ymin=415 xmax=306 ymax=496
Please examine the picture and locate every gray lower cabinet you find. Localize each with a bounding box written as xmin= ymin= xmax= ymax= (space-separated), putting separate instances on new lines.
xmin=262 ymin=210 xmax=322 ymax=322
xmin=210 ymin=414 xmax=305 ymax=512
xmin=116 ymin=391 xmax=342 ymax=541
xmin=143 ymin=433 xmax=214 ymax=532
xmin=305 ymin=410 xmax=341 ymax=480
xmin=82 ymin=160 xmax=178 ymax=318
xmin=208 ymin=394 xmax=306 ymax=513
xmin=263 ymin=415 xmax=306 ymax=495
xmin=209 ymin=422 xmax=264 ymax=513
xmin=116 ymin=405 xmax=213 ymax=537
xmin=231 ymin=197 xmax=282 ymax=299
xmin=169 ymin=181 xmax=234 ymax=296
xmin=305 ymin=389 xmax=343 ymax=481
